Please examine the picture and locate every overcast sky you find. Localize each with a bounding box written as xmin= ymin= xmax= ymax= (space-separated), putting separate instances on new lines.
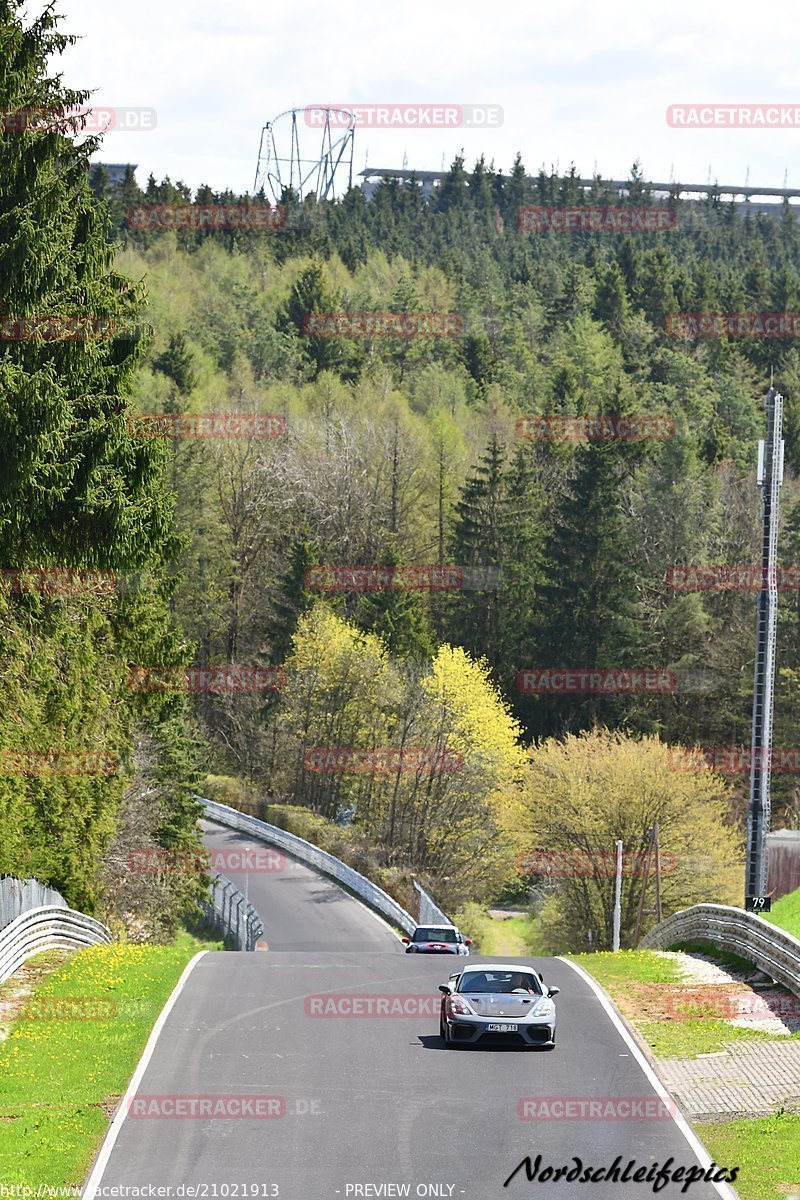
xmin=31 ymin=0 xmax=800 ymax=197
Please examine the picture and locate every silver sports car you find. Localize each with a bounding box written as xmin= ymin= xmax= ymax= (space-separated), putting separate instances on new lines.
xmin=438 ymin=963 xmax=558 ymax=1048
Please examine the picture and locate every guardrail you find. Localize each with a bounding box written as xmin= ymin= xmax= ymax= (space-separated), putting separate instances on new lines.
xmin=0 ymin=905 xmax=113 ymax=985
xmin=203 ymin=873 xmax=264 ymax=951
xmin=200 ymin=797 xmax=417 ymax=935
xmin=640 ymin=903 xmax=800 ymax=996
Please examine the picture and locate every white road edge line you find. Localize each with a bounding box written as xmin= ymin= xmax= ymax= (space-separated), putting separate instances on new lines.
xmin=558 ymin=957 xmax=740 ymax=1200
xmin=82 ymin=950 xmax=208 ymax=1200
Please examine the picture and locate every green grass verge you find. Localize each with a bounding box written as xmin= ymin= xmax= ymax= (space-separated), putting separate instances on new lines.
xmin=570 ymin=949 xmax=683 ymax=987
xmin=453 ymin=903 xmax=548 ymax=957
xmin=574 ymin=950 xmax=800 ymax=1199
xmin=764 ymin=885 xmax=800 ymax=940
xmin=633 ymin=1017 xmax=787 ymax=1059
xmin=699 ymin=1112 xmax=800 ymax=1200
xmin=570 ymin=949 xmax=800 ymax=1057
xmin=0 ymin=931 xmax=221 ymax=1188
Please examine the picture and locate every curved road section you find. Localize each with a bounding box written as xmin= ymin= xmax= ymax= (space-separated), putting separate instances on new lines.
xmin=85 ymin=821 xmax=739 ymax=1199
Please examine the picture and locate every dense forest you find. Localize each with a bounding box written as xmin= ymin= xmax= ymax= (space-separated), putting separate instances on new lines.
xmin=2 ymin=0 xmax=798 ymax=949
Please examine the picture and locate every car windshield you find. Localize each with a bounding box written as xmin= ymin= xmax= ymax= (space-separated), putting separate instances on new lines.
xmin=413 ymin=927 xmax=457 ymax=942
xmin=457 ymin=971 xmax=543 ymax=995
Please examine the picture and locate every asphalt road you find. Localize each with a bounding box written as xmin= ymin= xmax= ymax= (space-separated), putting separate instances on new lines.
xmin=85 ymin=822 xmax=739 ymax=1200
xmin=199 ymin=820 xmax=398 ymax=952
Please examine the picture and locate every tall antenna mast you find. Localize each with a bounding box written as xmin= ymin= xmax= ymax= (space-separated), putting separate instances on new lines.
xmin=745 ymin=385 xmax=784 ymax=905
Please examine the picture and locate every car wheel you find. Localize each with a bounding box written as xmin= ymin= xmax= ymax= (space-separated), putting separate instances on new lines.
xmin=441 ymin=1019 xmax=457 ymax=1048
xmin=543 ymin=1030 xmax=556 ymax=1050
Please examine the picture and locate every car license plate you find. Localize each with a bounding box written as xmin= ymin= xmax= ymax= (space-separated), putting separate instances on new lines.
xmin=487 ymin=1022 xmax=518 ymax=1032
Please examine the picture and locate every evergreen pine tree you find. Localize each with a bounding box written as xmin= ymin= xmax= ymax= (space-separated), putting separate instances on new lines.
xmin=356 ymin=540 xmax=435 ymax=660
xmin=266 ymin=538 xmax=322 ymax=664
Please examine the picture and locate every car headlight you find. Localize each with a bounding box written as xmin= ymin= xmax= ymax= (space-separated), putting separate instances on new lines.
xmin=532 ymin=998 xmax=554 ymax=1017
xmin=447 ymin=995 xmax=475 ymax=1017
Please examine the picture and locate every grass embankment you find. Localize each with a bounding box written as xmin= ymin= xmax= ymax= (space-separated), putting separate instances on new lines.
xmin=699 ymin=1113 xmax=800 ymax=1200
xmin=573 ymin=948 xmax=800 ymax=1200
xmin=568 ymin=949 xmax=798 ymax=1059
xmin=764 ymin=886 xmax=800 ymax=940
xmin=0 ymin=932 xmax=220 ymax=1188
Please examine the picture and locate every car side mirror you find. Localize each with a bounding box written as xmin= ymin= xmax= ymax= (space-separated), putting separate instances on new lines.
xmin=547 ymin=986 xmax=560 ymax=997
xmin=464 ymin=938 xmax=472 ymax=946
xmin=401 ymin=937 xmax=410 ymax=944
xmin=438 ymin=985 xmax=452 ymax=995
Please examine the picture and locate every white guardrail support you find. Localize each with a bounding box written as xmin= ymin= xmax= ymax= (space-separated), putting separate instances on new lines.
xmin=640 ymin=902 xmax=800 ymax=996
xmin=200 ymin=797 xmax=418 ymax=935
xmin=0 ymin=905 xmax=113 ymax=984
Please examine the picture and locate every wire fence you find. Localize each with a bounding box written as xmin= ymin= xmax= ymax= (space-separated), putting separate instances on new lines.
xmin=413 ymin=878 xmax=451 ymax=926
xmin=0 ymin=876 xmax=68 ymax=930
xmin=202 ymin=872 xmax=264 ymax=951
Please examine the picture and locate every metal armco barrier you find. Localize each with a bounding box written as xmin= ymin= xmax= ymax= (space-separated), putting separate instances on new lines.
xmin=641 ymin=903 xmax=800 ymax=996
xmin=200 ymin=797 xmax=417 ymax=935
xmin=203 ymin=872 xmax=264 ymax=951
xmin=0 ymin=905 xmax=112 ymax=984
xmin=413 ymin=877 xmax=451 ymax=925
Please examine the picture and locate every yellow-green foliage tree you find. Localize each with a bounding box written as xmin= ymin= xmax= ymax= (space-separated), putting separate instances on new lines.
xmin=412 ymin=644 xmax=528 ymax=903
xmin=271 ymin=605 xmax=527 ymax=907
xmin=524 ymin=728 xmax=742 ymax=952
